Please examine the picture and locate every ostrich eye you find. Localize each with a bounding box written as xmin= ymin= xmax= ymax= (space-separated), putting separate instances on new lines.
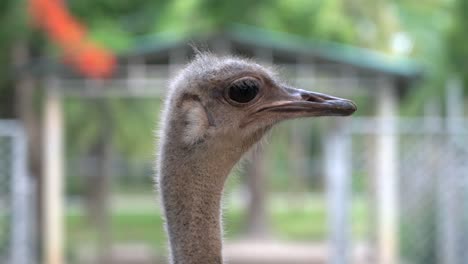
xmin=228 ymin=78 xmax=260 ymax=104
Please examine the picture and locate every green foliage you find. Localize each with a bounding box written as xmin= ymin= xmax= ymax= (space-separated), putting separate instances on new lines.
xmin=65 ymin=98 xmax=161 ymax=160
xmin=255 ymin=0 xmax=359 ymax=44
xmin=0 ymin=0 xmax=30 ymax=118
xmin=397 ymin=0 xmax=455 ymax=115
xmin=66 ymin=0 xmax=425 ymax=50
xmin=68 ymin=0 xmax=171 ymax=35
xmin=88 ymin=21 xmax=134 ymax=52
xmin=447 ymin=0 xmax=468 ymax=90
xmin=197 ymin=0 xmax=270 ymax=29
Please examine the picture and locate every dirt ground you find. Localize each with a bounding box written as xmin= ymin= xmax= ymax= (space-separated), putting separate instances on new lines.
xmin=77 ymin=240 xmax=373 ymax=264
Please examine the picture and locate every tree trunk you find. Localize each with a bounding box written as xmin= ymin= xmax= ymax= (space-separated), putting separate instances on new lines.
xmin=84 ymin=101 xmax=113 ymax=263
xmin=13 ymin=40 xmax=44 ymax=255
xmin=245 ymin=149 xmax=269 ymax=238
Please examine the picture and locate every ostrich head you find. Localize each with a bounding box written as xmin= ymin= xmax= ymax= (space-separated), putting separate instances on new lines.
xmin=157 ymin=52 xmax=356 ymax=264
xmin=160 ymin=53 xmax=355 ymax=152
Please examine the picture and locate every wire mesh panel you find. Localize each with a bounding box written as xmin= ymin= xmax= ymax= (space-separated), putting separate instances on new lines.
xmin=0 ymin=121 xmax=36 ymax=264
xmin=350 ymin=134 xmax=378 ymax=263
xmin=351 ymin=121 xmax=468 ymax=264
xmin=399 ymin=134 xmax=468 ymax=264
xmin=0 ymin=136 xmax=13 ymax=262
xmin=399 ymin=134 xmax=442 ymax=264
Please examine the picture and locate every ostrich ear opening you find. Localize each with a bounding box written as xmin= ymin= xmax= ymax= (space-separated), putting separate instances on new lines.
xmin=181 ymin=99 xmax=210 ymax=145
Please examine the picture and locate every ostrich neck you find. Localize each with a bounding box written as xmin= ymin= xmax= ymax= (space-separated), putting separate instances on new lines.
xmin=160 ymin=144 xmax=243 ymax=264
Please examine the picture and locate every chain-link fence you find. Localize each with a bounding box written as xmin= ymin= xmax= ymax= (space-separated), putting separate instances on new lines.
xmin=352 ymin=119 xmax=468 ymax=264
xmin=0 ymin=121 xmax=36 ymax=264
xmin=0 ymin=131 xmax=13 ymax=263
xmin=399 ymin=134 xmax=468 ymax=264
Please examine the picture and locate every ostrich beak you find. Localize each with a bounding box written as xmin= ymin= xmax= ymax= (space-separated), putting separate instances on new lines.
xmin=256 ymin=85 xmax=357 ymax=118
xmin=276 ymin=85 xmax=357 ymax=116
xmin=241 ymin=85 xmax=356 ymax=128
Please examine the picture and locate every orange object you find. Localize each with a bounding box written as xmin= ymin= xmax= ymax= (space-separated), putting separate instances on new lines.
xmin=29 ymin=0 xmax=116 ymax=78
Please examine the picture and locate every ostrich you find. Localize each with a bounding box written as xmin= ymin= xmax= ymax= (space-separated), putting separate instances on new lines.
xmin=156 ymin=52 xmax=356 ymax=264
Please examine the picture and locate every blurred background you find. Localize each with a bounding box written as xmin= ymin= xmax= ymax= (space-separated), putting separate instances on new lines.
xmin=1 ymin=0 xmax=468 ymax=263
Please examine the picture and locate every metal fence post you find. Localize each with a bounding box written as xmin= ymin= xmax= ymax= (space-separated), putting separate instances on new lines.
xmin=43 ymin=78 xmax=65 ymax=264
xmin=11 ymin=123 xmax=31 ymax=264
xmin=375 ymin=76 xmax=399 ymax=264
xmin=325 ymin=120 xmax=351 ymax=264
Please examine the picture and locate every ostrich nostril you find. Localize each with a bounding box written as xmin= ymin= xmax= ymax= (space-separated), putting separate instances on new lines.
xmin=301 ymin=93 xmax=325 ymax=103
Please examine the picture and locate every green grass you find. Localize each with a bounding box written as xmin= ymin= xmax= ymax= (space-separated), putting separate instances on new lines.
xmin=66 ymin=209 xmax=244 ymax=252
xmin=270 ymin=196 xmax=369 ymax=240
xmin=66 ymin=195 xmax=369 ymax=254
